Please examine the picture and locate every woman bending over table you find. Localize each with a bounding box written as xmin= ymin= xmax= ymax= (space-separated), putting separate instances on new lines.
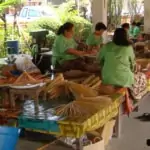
xmin=86 ymin=22 xmax=107 ymax=51
xmin=97 ymin=28 xmax=147 ymax=100
xmin=52 ymin=22 xmax=96 ymax=71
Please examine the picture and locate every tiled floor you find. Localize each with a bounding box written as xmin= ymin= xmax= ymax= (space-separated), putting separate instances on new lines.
xmin=17 ymin=94 xmax=150 ymax=150
xmin=106 ymin=94 xmax=150 ymax=150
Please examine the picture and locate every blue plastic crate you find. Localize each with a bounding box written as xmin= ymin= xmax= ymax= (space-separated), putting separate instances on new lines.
xmin=18 ymin=116 xmax=60 ymax=133
xmin=0 ymin=126 xmax=20 ymax=150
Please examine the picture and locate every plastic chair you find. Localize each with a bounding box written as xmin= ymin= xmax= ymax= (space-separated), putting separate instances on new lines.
xmin=0 ymin=126 xmax=20 ymax=150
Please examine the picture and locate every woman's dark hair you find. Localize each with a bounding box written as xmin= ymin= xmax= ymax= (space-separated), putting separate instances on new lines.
xmin=113 ymin=28 xmax=130 ymax=46
xmin=132 ymin=22 xmax=136 ymax=26
xmin=95 ymin=22 xmax=107 ymax=31
xmin=122 ymin=23 xmax=130 ymax=29
xmin=57 ymin=22 xmax=74 ymax=35
xmin=136 ymin=22 xmax=141 ymax=27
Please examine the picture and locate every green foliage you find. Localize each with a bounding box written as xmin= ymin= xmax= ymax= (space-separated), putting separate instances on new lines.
xmin=0 ymin=0 xmax=21 ymax=13
xmin=65 ymin=16 xmax=92 ymax=41
xmin=0 ymin=0 xmax=92 ymax=56
xmin=57 ymin=0 xmax=78 ymax=23
xmin=28 ymin=1 xmax=92 ymax=46
xmin=57 ymin=0 xmax=92 ymax=41
xmin=107 ymin=0 xmax=123 ymax=29
xmin=27 ymin=17 xmax=61 ymax=48
xmin=46 ymin=30 xmax=56 ymax=48
xmin=28 ymin=17 xmax=61 ymax=33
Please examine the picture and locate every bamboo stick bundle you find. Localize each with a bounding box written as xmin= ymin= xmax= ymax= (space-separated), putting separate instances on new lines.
xmin=55 ymin=101 xmax=97 ymax=118
xmin=82 ymin=75 xmax=96 ymax=85
xmin=91 ymin=80 xmax=101 ymax=90
xmin=76 ymin=97 xmax=112 ymax=110
xmin=13 ymin=71 xmax=42 ymax=85
xmin=47 ymin=80 xmax=99 ymax=99
xmin=87 ymin=77 xmax=100 ymax=87
xmin=55 ymin=102 xmax=85 ymax=117
xmin=81 ymin=75 xmax=101 ymax=90
xmin=74 ymin=100 xmax=101 ymax=114
xmin=55 ymin=96 xmax=112 ymax=121
xmin=48 ymin=81 xmax=70 ymax=99
xmin=45 ymin=74 xmax=64 ymax=92
xmin=67 ymin=81 xmax=99 ymax=98
xmin=70 ymin=77 xmax=86 ymax=83
xmin=79 ymin=95 xmax=112 ymax=103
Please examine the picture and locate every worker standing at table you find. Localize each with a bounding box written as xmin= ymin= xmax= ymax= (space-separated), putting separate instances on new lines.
xmin=122 ymin=23 xmax=134 ymax=44
xmin=133 ymin=22 xmax=141 ymax=39
xmin=86 ymin=22 xmax=107 ymax=51
xmin=129 ymin=22 xmax=136 ymax=38
xmin=52 ymin=22 xmax=96 ymax=71
xmin=122 ymin=23 xmax=130 ymax=36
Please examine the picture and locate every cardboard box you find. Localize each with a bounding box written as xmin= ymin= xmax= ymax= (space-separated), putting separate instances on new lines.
xmin=90 ymin=119 xmax=116 ymax=146
xmin=83 ymin=139 xmax=104 ymax=150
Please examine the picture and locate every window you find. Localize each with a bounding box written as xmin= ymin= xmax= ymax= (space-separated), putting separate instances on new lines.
xmin=28 ymin=9 xmax=41 ymax=17
xmin=41 ymin=11 xmax=52 ymax=16
xmin=20 ymin=8 xmax=28 ymax=18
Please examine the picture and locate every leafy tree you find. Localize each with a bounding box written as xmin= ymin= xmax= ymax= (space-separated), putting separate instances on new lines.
xmin=127 ymin=0 xmax=144 ymax=22
xmin=107 ymin=0 xmax=123 ymax=30
xmin=0 ymin=0 xmax=22 ymax=41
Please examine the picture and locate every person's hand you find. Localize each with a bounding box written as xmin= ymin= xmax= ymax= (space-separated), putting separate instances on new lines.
xmin=91 ymin=50 xmax=97 ymax=54
xmin=78 ymin=51 xmax=86 ymax=56
xmin=87 ymin=50 xmax=97 ymax=54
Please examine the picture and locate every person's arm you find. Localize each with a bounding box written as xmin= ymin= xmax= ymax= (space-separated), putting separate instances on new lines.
xmin=96 ymin=44 xmax=107 ymax=67
xmin=133 ymin=27 xmax=140 ymax=38
xmin=86 ymin=34 xmax=95 ymax=50
xmin=66 ymin=48 xmax=86 ymax=56
xmin=67 ymin=48 xmax=97 ymax=56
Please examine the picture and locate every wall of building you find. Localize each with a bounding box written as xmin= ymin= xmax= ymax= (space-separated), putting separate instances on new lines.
xmin=48 ymin=0 xmax=65 ymax=5
xmin=91 ymin=0 xmax=107 ymax=26
xmin=25 ymin=0 xmax=43 ymax=5
xmin=144 ymin=0 xmax=150 ymax=33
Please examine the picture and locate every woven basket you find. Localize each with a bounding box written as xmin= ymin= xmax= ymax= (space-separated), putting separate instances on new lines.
xmin=58 ymin=95 xmax=121 ymax=138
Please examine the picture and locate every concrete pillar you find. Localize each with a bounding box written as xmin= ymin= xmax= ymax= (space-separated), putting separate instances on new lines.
xmin=91 ymin=0 xmax=108 ymax=43
xmin=144 ymin=0 xmax=150 ymax=33
xmin=91 ymin=0 xmax=107 ymax=26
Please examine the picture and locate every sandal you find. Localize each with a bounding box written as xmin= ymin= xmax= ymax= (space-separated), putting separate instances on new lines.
xmin=135 ymin=113 xmax=150 ymax=121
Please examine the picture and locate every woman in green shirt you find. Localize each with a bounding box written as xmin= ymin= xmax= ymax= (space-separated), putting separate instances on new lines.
xmin=133 ymin=22 xmax=141 ymax=39
xmin=129 ymin=22 xmax=136 ymax=38
xmin=52 ymin=22 xmax=95 ymax=71
xmin=86 ymin=22 xmax=107 ymax=51
xmin=97 ymin=28 xmax=135 ymax=87
xmin=122 ymin=23 xmax=133 ymax=44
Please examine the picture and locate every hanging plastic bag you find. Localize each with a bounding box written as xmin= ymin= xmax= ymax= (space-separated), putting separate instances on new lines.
xmin=15 ymin=54 xmax=40 ymax=73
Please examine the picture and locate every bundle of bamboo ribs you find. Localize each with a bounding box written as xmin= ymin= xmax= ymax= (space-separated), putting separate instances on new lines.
xmin=29 ymin=73 xmax=51 ymax=83
xmin=47 ymin=80 xmax=99 ymax=99
xmin=81 ymin=75 xmax=101 ymax=89
xmin=0 ymin=71 xmax=51 ymax=86
xmin=13 ymin=71 xmax=43 ymax=85
xmin=45 ymin=73 xmax=64 ymax=92
xmin=55 ymin=96 xmax=112 ymax=120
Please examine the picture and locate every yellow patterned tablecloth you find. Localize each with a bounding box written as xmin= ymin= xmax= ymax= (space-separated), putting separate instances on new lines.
xmin=58 ymin=94 xmax=123 ymax=138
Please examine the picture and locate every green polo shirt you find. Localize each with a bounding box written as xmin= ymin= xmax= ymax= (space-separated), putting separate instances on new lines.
xmin=129 ymin=26 xmax=134 ymax=37
xmin=52 ymin=35 xmax=78 ymax=66
xmin=133 ymin=26 xmax=140 ymax=38
xmin=86 ymin=33 xmax=103 ymax=47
